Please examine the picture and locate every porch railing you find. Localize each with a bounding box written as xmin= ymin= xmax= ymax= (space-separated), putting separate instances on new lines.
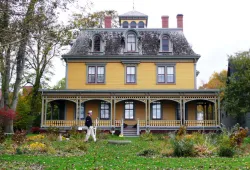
xmin=185 ymin=120 xmax=217 ymax=126
xmin=44 ymin=120 xmax=112 ymax=127
xmin=115 ymin=120 xmax=121 ymax=127
xmin=149 ymin=120 xmax=181 ymax=126
xmin=45 ymin=120 xmax=77 ymax=127
xmin=138 ymin=120 xmax=146 ymax=127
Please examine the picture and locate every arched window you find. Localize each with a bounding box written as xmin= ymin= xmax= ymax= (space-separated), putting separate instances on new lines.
xmin=94 ymin=35 xmax=101 ymax=52
xmin=138 ymin=21 xmax=144 ymax=28
xmin=162 ymin=35 xmax=169 ymax=52
xmin=127 ymin=33 xmax=136 ymax=52
xmin=130 ymin=21 xmax=136 ymax=28
xmin=122 ymin=21 xmax=129 ymax=28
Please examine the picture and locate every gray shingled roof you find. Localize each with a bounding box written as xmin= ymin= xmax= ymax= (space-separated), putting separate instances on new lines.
xmin=119 ymin=10 xmax=148 ymax=17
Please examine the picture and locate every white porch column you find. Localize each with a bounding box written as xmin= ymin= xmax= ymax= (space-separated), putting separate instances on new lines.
xmin=110 ymin=98 xmax=113 ymax=126
xmin=114 ymin=97 xmax=116 ymax=126
xmin=148 ymin=97 xmax=151 ymax=126
xmin=45 ymin=98 xmax=48 ymax=125
xmin=183 ymin=100 xmax=186 ymax=125
xmin=41 ymin=96 xmax=44 ymax=126
xmin=145 ymin=97 xmax=147 ymax=125
xmin=218 ymin=96 xmax=221 ymax=125
xmin=180 ymin=98 xmax=182 ymax=125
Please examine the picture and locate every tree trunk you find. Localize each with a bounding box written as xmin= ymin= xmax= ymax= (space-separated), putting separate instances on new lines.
xmin=8 ymin=0 xmax=39 ymax=133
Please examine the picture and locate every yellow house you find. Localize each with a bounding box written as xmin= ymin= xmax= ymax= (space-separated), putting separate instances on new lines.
xmin=40 ymin=11 xmax=220 ymax=136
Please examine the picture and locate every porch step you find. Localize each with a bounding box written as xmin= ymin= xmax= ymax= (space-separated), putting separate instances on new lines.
xmin=123 ymin=128 xmax=138 ymax=137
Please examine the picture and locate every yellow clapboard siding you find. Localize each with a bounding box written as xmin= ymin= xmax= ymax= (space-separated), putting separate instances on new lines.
xmin=67 ymin=62 xmax=195 ymax=89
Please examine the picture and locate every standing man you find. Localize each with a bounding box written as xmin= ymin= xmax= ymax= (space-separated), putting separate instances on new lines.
xmin=84 ymin=110 xmax=96 ymax=142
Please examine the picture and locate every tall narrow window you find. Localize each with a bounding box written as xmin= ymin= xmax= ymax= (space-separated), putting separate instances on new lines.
xmin=94 ymin=36 xmax=101 ymax=52
xmin=166 ymin=66 xmax=174 ymax=83
xmin=157 ymin=66 xmax=165 ymax=83
xmin=130 ymin=21 xmax=136 ymax=28
xmin=127 ymin=33 xmax=136 ymax=52
xmin=157 ymin=65 xmax=175 ymax=84
xmin=97 ymin=66 xmax=104 ymax=83
xmin=138 ymin=21 xmax=144 ymax=28
xmin=152 ymin=102 xmax=161 ymax=119
xmin=100 ymin=102 xmax=110 ymax=119
xmin=88 ymin=66 xmax=96 ymax=83
xmin=125 ymin=101 xmax=134 ymax=119
xmin=162 ymin=36 xmax=169 ymax=51
xmin=123 ymin=21 xmax=128 ymax=28
xmin=87 ymin=66 xmax=105 ymax=83
xmin=126 ymin=66 xmax=136 ymax=83
xmin=80 ymin=103 xmax=85 ymax=120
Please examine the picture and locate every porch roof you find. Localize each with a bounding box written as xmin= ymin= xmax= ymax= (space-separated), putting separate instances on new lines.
xmin=39 ymin=89 xmax=219 ymax=95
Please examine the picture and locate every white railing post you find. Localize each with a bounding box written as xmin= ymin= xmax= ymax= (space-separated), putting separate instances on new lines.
xmin=121 ymin=119 xmax=124 ymax=135
xmin=137 ymin=119 xmax=140 ymax=136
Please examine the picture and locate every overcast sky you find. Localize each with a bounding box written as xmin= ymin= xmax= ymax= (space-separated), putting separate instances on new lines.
xmin=51 ymin=0 xmax=250 ymax=87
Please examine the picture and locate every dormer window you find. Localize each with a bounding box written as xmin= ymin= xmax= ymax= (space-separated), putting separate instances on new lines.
xmin=93 ymin=35 xmax=101 ymax=52
xmin=138 ymin=21 xmax=144 ymax=28
xmin=123 ymin=21 xmax=129 ymax=28
xmin=127 ymin=33 xmax=136 ymax=52
xmin=162 ymin=35 xmax=170 ymax=52
xmin=130 ymin=21 xmax=136 ymax=28
xmin=161 ymin=35 xmax=172 ymax=52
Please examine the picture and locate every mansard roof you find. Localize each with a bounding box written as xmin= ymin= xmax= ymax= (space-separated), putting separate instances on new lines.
xmin=119 ymin=10 xmax=148 ymax=17
xmin=66 ymin=28 xmax=197 ymax=57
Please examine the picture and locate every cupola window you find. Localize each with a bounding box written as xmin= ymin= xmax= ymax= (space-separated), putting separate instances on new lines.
xmin=130 ymin=21 xmax=136 ymax=28
xmin=138 ymin=21 xmax=144 ymax=28
xmin=123 ymin=21 xmax=129 ymax=28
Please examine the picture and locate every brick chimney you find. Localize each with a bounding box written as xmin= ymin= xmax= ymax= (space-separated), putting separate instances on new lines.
xmin=161 ymin=16 xmax=169 ymax=28
xmin=177 ymin=14 xmax=183 ymax=30
xmin=105 ymin=16 xmax=112 ymax=28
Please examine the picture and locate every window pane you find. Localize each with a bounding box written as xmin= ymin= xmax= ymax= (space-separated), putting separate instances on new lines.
xmin=158 ymin=75 xmax=165 ymax=83
xmin=167 ymin=75 xmax=174 ymax=83
xmin=125 ymin=110 xmax=130 ymax=119
xmin=88 ymin=67 xmax=95 ymax=74
xmin=123 ymin=21 xmax=128 ymax=28
xmin=88 ymin=75 xmax=95 ymax=83
xmin=162 ymin=39 xmax=169 ymax=51
xmin=105 ymin=110 xmax=109 ymax=119
xmin=98 ymin=67 xmax=104 ymax=74
xmin=158 ymin=67 xmax=165 ymax=74
xmin=129 ymin=110 xmax=134 ymax=119
xmin=167 ymin=67 xmax=174 ymax=74
xmin=97 ymin=75 xmax=104 ymax=83
xmin=138 ymin=21 xmax=144 ymax=28
xmin=80 ymin=103 xmax=84 ymax=120
xmin=94 ymin=36 xmax=101 ymax=51
xmin=130 ymin=21 xmax=136 ymax=28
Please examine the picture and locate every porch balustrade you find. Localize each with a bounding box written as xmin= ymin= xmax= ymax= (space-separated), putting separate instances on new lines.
xmin=149 ymin=120 xmax=181 ymax=126
xmin=185 ymin=120 xmax=217 ymax=126
xmin=45 ymin=120 xmax=77 ymax=127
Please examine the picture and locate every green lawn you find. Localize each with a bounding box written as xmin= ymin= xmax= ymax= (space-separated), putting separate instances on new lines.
xmin=1 ymin=137 xmax=250 ymax=169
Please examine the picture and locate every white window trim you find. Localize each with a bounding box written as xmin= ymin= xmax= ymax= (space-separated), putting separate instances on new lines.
xmin=124 ymin=31 xmax=138 ymax=53
xmin=91 ymin=34 xmax=103 ymax=53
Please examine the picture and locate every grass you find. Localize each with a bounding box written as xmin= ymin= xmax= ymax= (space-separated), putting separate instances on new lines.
xmin=1 ymin=136 xmax=250 ymax=169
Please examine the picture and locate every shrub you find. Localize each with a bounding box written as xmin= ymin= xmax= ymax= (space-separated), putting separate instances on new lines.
xmin=137 ymin=149 xmax=158 ymax=157
xmin=177 ymin=126 xmax=187 ymax=137
xmin=230 ymin=127 xmax=249 ymax=147
xmin=12 ymin=130 xmax=26 ymax=145
xmin=96 ymin=130 xmax=109 ymax=140
xmin=244 ymin=137 xmax=250 ymax=144
xmin=64 ymin=140 xmax=87 ymax=152
xmin=0 ymin=127 xmax=5 ymax=143
xmin=218 ymin=145 xmax=235 ymax=157
xmin=140 ymin=132 xmax=156 ymax=141
xmin=172 ymin=139 xmax=194 ymax=157
xmin=31 ymin=127 xmax=40 ymax=134
xmin=46 ymin=133 xmax=58 ymax=141
xmin=47 ymin=127 xmax=59 ymax=135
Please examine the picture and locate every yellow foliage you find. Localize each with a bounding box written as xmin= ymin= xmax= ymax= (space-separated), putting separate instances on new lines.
xmin=29 ymin=142 xmax=47 ymax=152
xmin=27 ymin=135 xmax=45 ymax=141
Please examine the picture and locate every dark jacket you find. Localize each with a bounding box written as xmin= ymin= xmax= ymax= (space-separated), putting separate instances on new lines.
xmin=85 ymin=115 xmax=92 ymax=128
